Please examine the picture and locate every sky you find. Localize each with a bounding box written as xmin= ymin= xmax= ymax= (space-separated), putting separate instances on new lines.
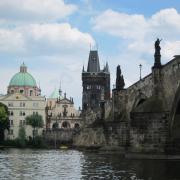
xmin=1 ymin=0 xmax=180 ymax=108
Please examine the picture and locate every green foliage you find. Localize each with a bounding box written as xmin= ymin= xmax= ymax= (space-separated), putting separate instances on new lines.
xmin=17 ymin=127 xmax=26 ymax=147
xmin=0 ymin=103 xmax=9 ymax=142
xmin=26 ymin=114 xmax=44 ymax=139
xmin=26 ymin=114 xmax=43 ymax=129
xmin=0 ymin=103 xmax=9 ymax=130
xmin=31 ymin=136 xmax=47 ymax=148
xmin=1 ymin=139 xmax=19 ymax=147
xmin=26 ymin=114 xmax=44 ymax=129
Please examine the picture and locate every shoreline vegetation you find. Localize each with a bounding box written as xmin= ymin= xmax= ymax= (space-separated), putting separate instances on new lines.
xmin=0 ymin=136 xmax=48 ymax=149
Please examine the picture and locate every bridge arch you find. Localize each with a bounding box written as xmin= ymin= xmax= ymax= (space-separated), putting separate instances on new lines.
xmin=131 ymin=92 xmax=147 ymax=112
xmin=170 ymin=85 xmax=180 ymax=140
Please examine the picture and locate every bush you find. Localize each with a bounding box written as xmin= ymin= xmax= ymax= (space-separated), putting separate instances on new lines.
xmin=27 ymin=136 xmax=47 ymax=148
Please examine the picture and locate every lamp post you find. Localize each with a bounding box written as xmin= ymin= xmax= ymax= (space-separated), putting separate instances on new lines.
xmin=139 ymin=64 xmax=142 ymax=80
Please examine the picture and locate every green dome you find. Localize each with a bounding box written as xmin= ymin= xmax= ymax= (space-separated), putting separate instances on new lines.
xmin=49 ymin=88 xmax=62 ymax=99
xmin=9 ymin=63 xmax=37 ymax=87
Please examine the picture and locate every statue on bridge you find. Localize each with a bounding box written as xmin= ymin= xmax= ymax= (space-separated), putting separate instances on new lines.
xmin=154 ymin=38 xmax=162 ymax=68
xmin=154 ymin=38 xmax=162 ymax=55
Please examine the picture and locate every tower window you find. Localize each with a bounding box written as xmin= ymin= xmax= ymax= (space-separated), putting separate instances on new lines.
xmin=30 ymin=90 xmax=33 ymax=96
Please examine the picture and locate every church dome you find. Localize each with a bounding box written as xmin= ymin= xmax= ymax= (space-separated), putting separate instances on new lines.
xmin=9 ymin=63 xmax=37 ymax=87
xmin=49 ymin=88 xmax=63 ymax=99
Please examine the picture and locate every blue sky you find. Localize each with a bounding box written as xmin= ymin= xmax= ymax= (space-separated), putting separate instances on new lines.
xmin=0 ymin=0 xmax=180 ymax=107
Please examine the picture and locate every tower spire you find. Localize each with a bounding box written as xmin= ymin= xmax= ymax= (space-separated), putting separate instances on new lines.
xmin=87 ymin=50 xmax=100 ymax=72
xmin=59 ymin=80 xmax=62 ymax=96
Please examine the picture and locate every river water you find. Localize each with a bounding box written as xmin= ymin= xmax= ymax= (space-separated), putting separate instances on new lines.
xmin=0 ymin=149 xmax=180 ymax=180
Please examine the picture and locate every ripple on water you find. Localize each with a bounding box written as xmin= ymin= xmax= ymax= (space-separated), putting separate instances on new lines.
xmin=0 ymin=149 xmax=180 ymax=180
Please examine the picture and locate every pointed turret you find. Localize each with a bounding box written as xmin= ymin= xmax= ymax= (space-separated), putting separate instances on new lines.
xmin=87 ymin=50 xmax=100 ymax=72
xmin=59 ymin=81 xmax=62 ymax=97
xmin=105 ymin=62 xmax=109 ymax=73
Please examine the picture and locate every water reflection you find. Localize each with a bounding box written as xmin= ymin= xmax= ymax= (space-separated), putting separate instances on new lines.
xmin=0 ymin=149 xmax=180 ymax=180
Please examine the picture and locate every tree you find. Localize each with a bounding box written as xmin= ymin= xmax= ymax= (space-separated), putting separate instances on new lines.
xmin=17 ymin=126 xmax=26 ymax=147
xmin=116 ymin=65 xmax=125 ymax=90
xmin=0 ymin=103 xmax=9 ymax=142
xmin=26 ymin=114 xmax=44 ymax=139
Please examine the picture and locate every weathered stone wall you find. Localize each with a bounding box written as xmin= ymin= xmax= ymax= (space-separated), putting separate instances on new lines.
xmin=43 ymin=129 xmax=77 ymax=145
xmin=161 ymin=56 xmax=180 ymax=111
xmin=76 ymin=54 xmax=180 ymax=153
xmin=130 ymin=112 xmax=169 ymax=153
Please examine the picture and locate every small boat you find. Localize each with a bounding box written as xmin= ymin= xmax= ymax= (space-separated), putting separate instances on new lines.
xmin=59 ymin=145 xmax=68 ymax=149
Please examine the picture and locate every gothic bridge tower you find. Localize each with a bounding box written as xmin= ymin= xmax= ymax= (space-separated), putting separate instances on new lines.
xmin=82 ymin=50 xmax=110 ymax=111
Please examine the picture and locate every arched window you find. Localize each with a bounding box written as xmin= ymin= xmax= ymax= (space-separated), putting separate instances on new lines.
xmin=74 ymin=123 xmax=80 ymax=129
xmin=61 ymin=121 xmax=70 ymax=129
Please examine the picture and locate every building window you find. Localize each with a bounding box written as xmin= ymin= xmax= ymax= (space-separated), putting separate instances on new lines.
xmin=33 ymin=112 xmax=38 ymax=115
xmin=9 ymin=111 xmax=13 ymax=116
xmin=8 ymin=102 xmax=13 ymax=107
xmin=20 ymin=90 xmax=24 ymax=94
xmin=11 ymin=90 xmax=14 ymax=94
xmin=10 ymin=120 xmax=13 ymax=126
xmin=9 ymin=129 xmax=13 ymax=135
xmin=20 ymin=102 xmax=26 ymax=107
xmin=33 ymin=102 xmax=38 ymax=107
xmin=19 ymin=120 xmax=25 ymax=126
xmin=30 ymin=90 xmax=33 ymax=96
xmin=20 ymin=120 xmax=23 ymax=126
xmin=20 ymin=111 xmax=25 ymax=116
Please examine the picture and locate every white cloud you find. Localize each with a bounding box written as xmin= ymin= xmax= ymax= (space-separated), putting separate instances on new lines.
xmin=0 ymin=23 xmax=95 ymax=56
xmin=93 ymin=8 xmax=180 ymax=87
xmin=0 ymin=0 xmax=77 ymax=23
xmin=0 ymin=23 xmax=95 ymax=107
xmin=93 ymin=9 xmax=148 ymax=40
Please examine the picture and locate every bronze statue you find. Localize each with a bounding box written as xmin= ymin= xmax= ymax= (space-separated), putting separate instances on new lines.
xmin=155 ymin=38 xmax=162 ymax=55
xmin=153 ymin=38 xmax=162 ymax=68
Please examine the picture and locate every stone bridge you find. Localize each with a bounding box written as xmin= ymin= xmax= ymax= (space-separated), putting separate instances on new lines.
xmin=112 ymin=51 xmax=180 ymax=152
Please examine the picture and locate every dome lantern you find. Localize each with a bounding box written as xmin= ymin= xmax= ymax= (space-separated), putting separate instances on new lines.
xmin=20 ymin=62 xmax=27 ymax=73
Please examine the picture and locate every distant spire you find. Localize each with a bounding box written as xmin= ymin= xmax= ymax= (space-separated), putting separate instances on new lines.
xmin=105 ymin=62 xmax=109 ymax=73
xmin=38 ymin=81 xmax=41 ymax=95
xmin=82 ymin=65 xmax=85 ymax=72
xmin=59 ymin=80 xmax=62 ymax=96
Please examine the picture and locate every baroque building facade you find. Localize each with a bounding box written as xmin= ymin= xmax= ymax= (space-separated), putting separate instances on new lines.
xmin=46 ymin=88 xmax=82 ymax=130
xmin=0 ymin=63 xmax=46 ymax=139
